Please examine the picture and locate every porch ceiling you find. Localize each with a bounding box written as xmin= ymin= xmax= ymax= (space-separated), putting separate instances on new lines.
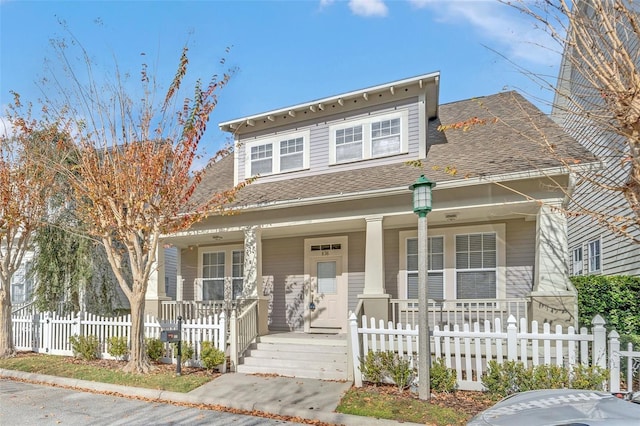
xmin=164 ymin=200 xmax=540 ymax=248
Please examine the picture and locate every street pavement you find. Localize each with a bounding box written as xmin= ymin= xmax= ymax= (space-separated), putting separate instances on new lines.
xmin=1 ymin=379 xmax=296 ymax=425
xmin=0 ymin=369 xmax=412 ymax=425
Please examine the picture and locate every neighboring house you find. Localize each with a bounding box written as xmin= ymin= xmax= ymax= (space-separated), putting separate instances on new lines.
xmin=146 ymin=72 xmax=598 ymax=338
xmin=552 ymin=1 xmax=640 ymax=277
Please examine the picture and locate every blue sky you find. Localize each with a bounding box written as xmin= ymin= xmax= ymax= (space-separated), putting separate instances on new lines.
xmin=1 ymin=0 xmax=561 ymax=159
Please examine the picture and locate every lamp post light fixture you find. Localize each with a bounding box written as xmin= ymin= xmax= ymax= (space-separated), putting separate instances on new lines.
xmin=409 ymin=174 xmax=435 ymax=401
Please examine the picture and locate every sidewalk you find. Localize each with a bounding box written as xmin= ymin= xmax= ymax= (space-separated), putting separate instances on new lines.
xmin=0 ymin=368 xmax=415 ymax=425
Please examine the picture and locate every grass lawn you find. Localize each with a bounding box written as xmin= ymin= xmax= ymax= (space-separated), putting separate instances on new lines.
xmin=0 ymin=352 xmax=215 ymax=393
xmin=1 ymin=352 xmax=496 ymax=424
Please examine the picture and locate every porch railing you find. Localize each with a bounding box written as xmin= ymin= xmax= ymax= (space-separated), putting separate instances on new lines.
xmin=160 ymin=298 xmax=256 ymax=321
xmin=229 ymin=299 xmax=259 ymax=372
xmin=390 ymin=298 xmax=529 ymax=328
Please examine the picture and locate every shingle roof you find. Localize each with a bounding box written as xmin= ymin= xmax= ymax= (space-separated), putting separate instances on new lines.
xmin=192 ymin=91 xmax=597 ymax=210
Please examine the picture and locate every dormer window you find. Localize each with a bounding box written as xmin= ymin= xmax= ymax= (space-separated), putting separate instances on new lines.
xmin=330 ymin=110 xmax=408 ymax=164
xmin=245 ymin=130 xmax=310 ymax=178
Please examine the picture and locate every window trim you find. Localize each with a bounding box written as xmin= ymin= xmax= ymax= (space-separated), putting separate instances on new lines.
xmin=244 ymin=129 xmax=310 ymax=178
xmin=197 ymin=244 xmax=244 ymax=301
xmin=587 ymin=238 xmax=602 ymax=274
xmin=399 ymin=231 xmax=445 ymax=301
xmin=329 ymin=110 xmax=409 ymax=164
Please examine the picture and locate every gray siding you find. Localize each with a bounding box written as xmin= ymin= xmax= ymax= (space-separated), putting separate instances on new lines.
xmin=236 ymin=98 xmax=420 ymax=184
xmin=347 ymin=231 xmax=366 ymax=313
xmin=505 ymin=219 xmax=535 ymax=297
xmin=554 ymin=26 xmax=640 ymax=276
xmin=384 ymin=229 xmax=401 ymax=299
xmin=262 ymin=237 xmax=306 ymax=331
xmin=163 ymin=247 xmax=178 ymax=299
xmin=180 ymin=247 xmax=198 ymax=301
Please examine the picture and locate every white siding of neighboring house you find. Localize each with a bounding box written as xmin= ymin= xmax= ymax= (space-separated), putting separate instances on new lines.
xmin=553 ymin=29 xmax=640 ymax=276
xmin=235 ymin=98 xmax=420 ymax=184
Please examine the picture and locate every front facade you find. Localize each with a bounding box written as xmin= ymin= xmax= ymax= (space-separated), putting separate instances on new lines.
xmin=146 ymin=73 xmax=597 ymax=333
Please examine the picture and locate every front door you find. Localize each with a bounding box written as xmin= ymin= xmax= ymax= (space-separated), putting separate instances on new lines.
xmin=310 ymin=256 xmax=343 ymax=329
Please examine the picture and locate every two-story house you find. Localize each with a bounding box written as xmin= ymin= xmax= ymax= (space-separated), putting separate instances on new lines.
xmin=147 ymin=72 xmax=597 ymax=347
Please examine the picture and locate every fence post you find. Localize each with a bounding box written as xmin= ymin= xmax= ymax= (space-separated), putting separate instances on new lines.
xmin=42 ymin=312 xmax=52 ymax=353
xmin=72 ymin=311 xmax=83 ymax=337
xmin=31 ymin=311 xmax=40 ymax=352
xmin=218 ymin=312 xmax=227 ymax=373
xmin=592 ymin=315 xmax=607 ymax=370
xmin=229 ymin=308 xmax=238 ymax=372
xmin=507 ymin=315 xmax=517 ymax=361
xmin=609 ymin=330 xmax=620 ymax=392
xmin=349 ymin=313 xmax=362 ymax=387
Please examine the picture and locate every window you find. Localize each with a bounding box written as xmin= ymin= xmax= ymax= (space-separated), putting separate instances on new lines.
xmin=371 ymin=118 xmax=401 ymax=156
xmin=406 ymin=236 xmax=444 ymax=301
xmin=335 ymin=126 xmax=363 ymax=162
xmin=571 ymin=246 xmax=583 ymax=276
xmin=232 ymin=250 xmax=244 ymax=299
xmin=330 ymin=111 xmax=408 ymax=164
xmin=588 ymin=239 xmax=601 ymax=273
xmin=280 ymin=137 xmax=304 ymax=171
xmin=200 ymin=247 xmax=245 ymax=301
xmin=11 ymin=260 xmax=33 ymax=304
xmin=250 ymin=143 xmax=273 ymax=176
xmin=455 ymin=233 xmax=497 ymax=299
xmin=202 ymin=252 xmax=225 ymax=300
xmin=245 ymin=130 xmax=309 ymax=177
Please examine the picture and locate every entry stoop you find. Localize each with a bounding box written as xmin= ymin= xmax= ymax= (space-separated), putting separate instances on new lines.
xmin=236 ymin=332 xmax=349 ymax=381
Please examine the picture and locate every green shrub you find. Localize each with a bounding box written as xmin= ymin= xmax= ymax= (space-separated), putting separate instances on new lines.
xmin=145 ymin=337 xmax=164 ymax=362
xmin=172 ymin=341 xmax=195 ymax=365
xmin=430 ymin=358 xmax=457 ymax=393
xmin=200 ymin=341 xmax=226 ymax=370
xmin=571 ymin=364 xmax=608 ymax=390
xmin=107 ymin=336 xmax=129 ymax=360
xmin=482 ymin=360 xmax=528 ymax=396
xmin=386 ymin=353 xmax=415 ymax=391
xmin=359 ymin=350 xmax=416 ymax=391
xmin=572 ymin=275 xmax=640 ymax=345
xmin=69 ymin=335 xmax=100 ymax=360
xmin=360 ymin=350 xmax=387 ymax=384
xmin=482 ymin=360 xmax=609 ymax=397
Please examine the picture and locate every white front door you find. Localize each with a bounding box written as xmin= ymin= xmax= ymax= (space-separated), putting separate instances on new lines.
xmin=310 ymin=256 xmax=344 ymax=329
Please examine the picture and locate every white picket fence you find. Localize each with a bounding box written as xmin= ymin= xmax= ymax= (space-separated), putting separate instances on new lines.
xmin=349 ymin=313 xmax=637 ymax=392
xmin=12 ymin=310 xmax=226 ymax=369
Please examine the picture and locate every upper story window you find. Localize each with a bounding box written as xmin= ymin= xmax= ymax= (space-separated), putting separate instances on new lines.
xmin=588 ymin=238 xmax=601 ymax=273
xmin=571 ymin=246 xmax=583 ymax=276
xmin=245 ymin=130 xmax=310 ymax=178
xmin=330 ymin=111 xmax=408 ymax=164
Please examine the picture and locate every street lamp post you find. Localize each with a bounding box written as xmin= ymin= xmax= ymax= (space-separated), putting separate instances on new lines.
xmin=409 ymin=174 xmax=435 ymax=401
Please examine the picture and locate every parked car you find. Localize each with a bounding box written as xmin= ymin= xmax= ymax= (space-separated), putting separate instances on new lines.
xmin=468 ymin=389 xmax=640 ymax=425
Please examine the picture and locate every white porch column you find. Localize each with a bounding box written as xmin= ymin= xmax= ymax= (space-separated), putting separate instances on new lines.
xmin=145 ymin=244 xmax=170 ymax=318
xmin=530 ymin=203 xmax=577 ymax=327
xmin=358 ymin=215 xmax=390 ymax=321
xmin=244 ymin=226 xmax=269 ymax=335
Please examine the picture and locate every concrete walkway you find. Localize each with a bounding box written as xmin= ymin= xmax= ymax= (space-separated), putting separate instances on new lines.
xmin=1 ymin=369 xmax=416 ymax=425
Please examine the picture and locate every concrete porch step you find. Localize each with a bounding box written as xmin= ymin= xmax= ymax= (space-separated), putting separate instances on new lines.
xmin=236 ymin=333 xmax=349 ymax=381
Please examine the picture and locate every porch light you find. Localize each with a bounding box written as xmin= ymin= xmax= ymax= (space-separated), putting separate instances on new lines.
xmin=409 ymin=174 xmax=435 ymax=401
xmin=409 ymin=175 xmax=435 ymax=217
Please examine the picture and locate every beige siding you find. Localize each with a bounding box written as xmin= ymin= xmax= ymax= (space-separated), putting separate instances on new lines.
xmin=262 ymin=237 xmax=306 ymax=331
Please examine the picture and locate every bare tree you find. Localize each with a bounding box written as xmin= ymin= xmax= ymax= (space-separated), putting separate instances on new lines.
xmin=504 ymin=0 xmax=640 ymax=243
xmin=27 ymin=35 xmax=248 ymax=372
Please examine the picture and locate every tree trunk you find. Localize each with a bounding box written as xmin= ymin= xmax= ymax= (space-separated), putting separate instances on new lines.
xmin=123 ymin=293 xmax=152 ymax=373
xmin=0 ymin=288 xmax=16 ymax=358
